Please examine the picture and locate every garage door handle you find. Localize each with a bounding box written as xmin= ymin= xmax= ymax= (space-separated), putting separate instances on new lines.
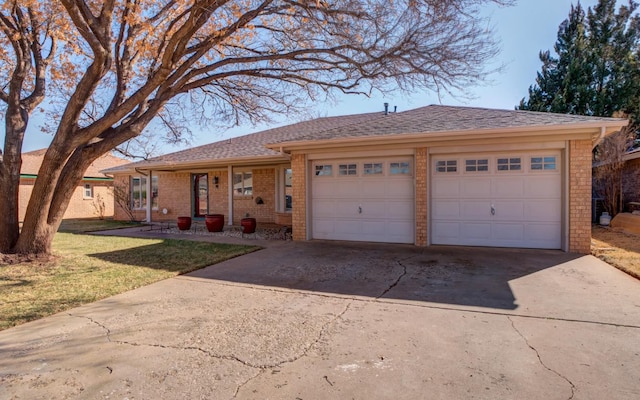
xmin=358 ymin=206 xmax=362 ymax=214
xmin=491 ymin=205 xmax=495 ymax=216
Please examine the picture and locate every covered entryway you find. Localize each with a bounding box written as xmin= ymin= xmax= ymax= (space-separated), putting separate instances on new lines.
xmin=431 ymin=151 xmax=562 ymax=249
xmin=311 ymin=158 xmax=415 ymax=243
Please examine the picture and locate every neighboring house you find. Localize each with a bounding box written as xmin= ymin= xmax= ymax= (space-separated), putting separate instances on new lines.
xmin=20 ymin=149 xmax=128 ymax=221
xmin=103 ymin=105 xmax=628 ymax=253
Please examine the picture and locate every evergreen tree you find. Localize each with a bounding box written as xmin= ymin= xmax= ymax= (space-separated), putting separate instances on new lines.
xmin=519 ymin=0 xmax=640 ymax=125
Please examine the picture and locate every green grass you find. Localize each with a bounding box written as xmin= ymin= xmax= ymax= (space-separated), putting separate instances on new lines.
xmin=57 ymin=218 xmax=141 ymax=233
xmin=0 ymin=233 xmax=259 ymax=330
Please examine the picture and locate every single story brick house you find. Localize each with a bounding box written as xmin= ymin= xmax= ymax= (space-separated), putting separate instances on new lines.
xmin=103 ymin=105 xmax=628 ymax=253
xmin=622 ymin=148 xmax=640 ymax=208
xmin=20 ymin=149 xmax=128 ymax=220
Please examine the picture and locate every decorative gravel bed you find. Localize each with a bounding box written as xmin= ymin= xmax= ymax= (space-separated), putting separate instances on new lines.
xmin=162 ymin=224 xmax=292 ymax=241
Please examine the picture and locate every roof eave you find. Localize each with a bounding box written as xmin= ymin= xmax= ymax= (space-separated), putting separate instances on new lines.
xmin=102 ymin=154 xmax=290 ymax=174
xmin=265 ymin=121 xmax=628 ymax=152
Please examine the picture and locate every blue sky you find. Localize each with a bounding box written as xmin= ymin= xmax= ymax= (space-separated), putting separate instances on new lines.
xmin=15 ymin=0 xmax=600 ymax=153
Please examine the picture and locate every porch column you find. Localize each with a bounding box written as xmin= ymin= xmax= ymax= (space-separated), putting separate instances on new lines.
xmin=146 ymin=171 xmax=152 ymax=223
xmin=227 ymin=166 xmax=233 ymax=225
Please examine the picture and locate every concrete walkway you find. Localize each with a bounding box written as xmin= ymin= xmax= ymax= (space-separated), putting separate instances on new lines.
xmin=1 ymin=240 xmax=639 ymax=399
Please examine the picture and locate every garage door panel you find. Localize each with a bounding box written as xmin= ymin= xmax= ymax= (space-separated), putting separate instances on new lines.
xmin=494 ymin=178 xmax=525 ymax=198
xmin=386 ymin=179 xmax=414 ymax=196
xmin=460 ymin=178 xmax=492 ymax=197
xmin=312 ymin=158 xmax=414 ymax=244
xmin=312 ymin=200 xmax=337 ymax=217
xmin=492 ymin=201 xmax=524 ymax=220
xmin=526 ymin=223 xmax=561 ymax=243
xmin=432 ymin=150 xmax=562 ymax=249
xmin=433 ymin=201 xmax=460 ymax=218
xmin=461 ymin=201 xmax=491 ymax=220
xmin=525 ymin=200 xmax=562 ymax=221
xmin=386 ymin=200 xmax=414 ymax=219
xmin=460 ymin=223 xmax=492 ymax=240
xmin=432 ymin=179 xmax=459 ymax=198
xmin=525 ymin=176 xmax=561 ymax=197
xmin=492 ymin=223 xmax=525 ymax=241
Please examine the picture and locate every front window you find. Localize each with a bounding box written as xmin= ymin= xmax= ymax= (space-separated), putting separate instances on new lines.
xmin=234 ymin=171 xmax=252 ymax=196
xmin=131 ymin=177 xmax=147 ymax=210
xmin=284 ymin=168 xmax=292 ymax=211
xmin=83 ymin=184 xmax=93 ymax=199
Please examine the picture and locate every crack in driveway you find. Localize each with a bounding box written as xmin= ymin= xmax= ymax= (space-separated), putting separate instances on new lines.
xmin=508 ymin=316 xmax=576 ymax=400
xmin=69 ymin=300 xmax=354 ymax=398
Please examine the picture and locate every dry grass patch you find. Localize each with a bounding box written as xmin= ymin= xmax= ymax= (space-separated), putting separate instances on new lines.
xmin=591 ymin=225 xmax=640 ymax=279
xmin=57 ymin=218 xmax=141 ymax=233
xmin=0 ymin=233 xmax=258 ymax=330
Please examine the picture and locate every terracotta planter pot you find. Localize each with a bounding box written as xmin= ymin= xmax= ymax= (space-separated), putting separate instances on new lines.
xmin=240 ymin=217 xmax=257 ymax=234
xmin=176 ymin=216 xmax=192 ymax=231
xmin=205 ymin=214 xmax=225 ymax=232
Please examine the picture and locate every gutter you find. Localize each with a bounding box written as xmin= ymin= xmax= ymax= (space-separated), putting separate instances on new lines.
xmin=592 ymin=126 xmax=607 ymax=150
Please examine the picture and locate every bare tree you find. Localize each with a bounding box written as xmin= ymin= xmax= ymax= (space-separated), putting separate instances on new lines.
xmin=594 ymin=128 xmax=635 ymax=216
xmin=1 ymin=0 xmax=512 ymax=255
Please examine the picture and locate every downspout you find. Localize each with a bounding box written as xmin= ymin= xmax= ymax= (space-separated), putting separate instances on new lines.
xmin=279 ymin=146 xmax=291 ymax=160
xmin=593 ymin=126 xmax=607 ymax=150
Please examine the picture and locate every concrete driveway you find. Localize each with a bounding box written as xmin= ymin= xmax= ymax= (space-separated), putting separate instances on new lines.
xmin=1 ymin=241 xmax=639 ymax=399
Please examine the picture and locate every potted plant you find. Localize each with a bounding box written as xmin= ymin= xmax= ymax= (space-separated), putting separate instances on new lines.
xmin=205 ymin=214 xmax=225 ymax=232
xmin=240 ymin=216 xmax=256 ymax=234
xmin=176 ymin=216 xmax=192 ymax=231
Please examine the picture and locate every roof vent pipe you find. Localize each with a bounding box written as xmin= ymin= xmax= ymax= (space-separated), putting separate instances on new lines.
xmin=384 ymin=102 xmax=389 ymax=115
xmin=394 ymin=106 xmax=397 ymax=113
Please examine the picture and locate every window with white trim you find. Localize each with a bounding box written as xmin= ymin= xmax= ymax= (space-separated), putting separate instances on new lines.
xmin=131 ymin=176 xmax=158 ymax=210
xmin=390 ymin=162 xmax=411 ymax=175
xmin=363 ymin=162 xmax=383 ymax=175
xmin=497 ymin=157 xmax=521 ymax=171
xmin=314 ymin=164 xmax=333 ymax=176
xmin=531 ymin=156 xmax=557 ymax=171
xmin=436 ymin=160 xmax=457 ymax=173
xmin=233 ymin=171 xmax=252 ymax=196
xmin=83 ymin=183 xmax=93 ymax=199
xmin=338 ymin=163 xmax=357 ymax=176
xmin=131 ymin=177 xmax=146 ymax=209
xmin=283 ymin=168 xmax=292 ymax=211
xmin=465 ymin=159 xmax=489 ymax=172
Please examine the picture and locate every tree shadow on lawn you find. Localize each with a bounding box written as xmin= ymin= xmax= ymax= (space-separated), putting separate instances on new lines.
xmin=187 ymin=241 xmax=582 ymax=310
xmin=87 ymin=241 xmax=258 ymax=273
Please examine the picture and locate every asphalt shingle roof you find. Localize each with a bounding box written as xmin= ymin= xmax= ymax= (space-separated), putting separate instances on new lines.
xmin=106 ymin=105 xmax=627 ymax=173
xmin=21 ymin=149 xmax=128 ymax=178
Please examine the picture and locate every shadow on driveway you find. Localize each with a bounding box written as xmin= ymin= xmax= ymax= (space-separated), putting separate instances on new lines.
xmin=187 ymin=241 xmax=581 ymax=310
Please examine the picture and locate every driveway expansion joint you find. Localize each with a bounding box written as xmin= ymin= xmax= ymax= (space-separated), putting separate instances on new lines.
xmin=508 ymin=317 xmax=576 ymax=400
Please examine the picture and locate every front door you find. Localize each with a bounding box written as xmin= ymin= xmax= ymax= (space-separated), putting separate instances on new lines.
xmin=192 ymin=173 xmax=208 ymax=217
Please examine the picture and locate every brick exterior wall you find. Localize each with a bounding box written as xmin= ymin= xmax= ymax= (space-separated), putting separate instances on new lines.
xmin=232 ymin=168 xmax=276 ymax=224
xmin=114 ymin=168 xmax=278 ymax=225
xmin=291 ymin=154 xmax=307 ymax=241
xmin=415 ymin=148 xmax=428 ymax=246
xmin=568 ymin=140 xmax=593 ymax=253
xmin=19 ymin=178 xmax=115 ymax=221
xmin=622 ymin=158 xmax=640 ymax=205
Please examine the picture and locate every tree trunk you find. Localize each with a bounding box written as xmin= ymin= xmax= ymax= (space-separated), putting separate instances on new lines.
xmin=0 ymin=107 xmax=28 ymax=253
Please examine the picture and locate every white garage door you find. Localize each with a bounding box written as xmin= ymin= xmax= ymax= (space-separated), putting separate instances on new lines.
xmin=431 ymin=151 xmax=562 ymax=249
xmin=312 ymin=158 xmax=415 ymax=243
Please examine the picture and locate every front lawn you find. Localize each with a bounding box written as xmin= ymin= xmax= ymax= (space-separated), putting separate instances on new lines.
xmin=0 ymin=233 xmax=258 ymax=330
xmin=592 ymin=225 xmax=640 ymax=279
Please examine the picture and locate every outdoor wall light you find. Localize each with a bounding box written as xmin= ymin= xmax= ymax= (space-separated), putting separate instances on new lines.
xmin=213 ymin=176 xmax=219 ymax=188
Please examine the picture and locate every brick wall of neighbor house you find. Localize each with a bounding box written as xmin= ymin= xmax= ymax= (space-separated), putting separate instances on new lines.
xmin=19 ymin=178 xmax=115 ymax=221
xmin=622 ymin=158 xmax=640 ymax=205
xmin=291 ymin=154 xmax=307 ymax=241
xmin=232 ymin=168 xmax=276 ymax=224
xmin=415 ymin=148 xmax=428 ymax=246
xmin=569 ymin=140 xmax=593 ymax=253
